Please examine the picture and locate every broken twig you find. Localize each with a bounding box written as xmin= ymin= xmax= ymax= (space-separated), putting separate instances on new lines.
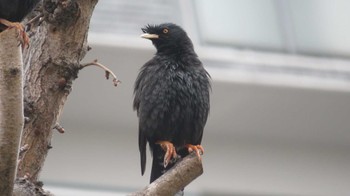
xmin=53 ymin=123 xmax=65 ymax=133
xmin=19 ymin=144 xmax=30 ymax=157
xmin=80 ymin=59 xmax=121 ymax=86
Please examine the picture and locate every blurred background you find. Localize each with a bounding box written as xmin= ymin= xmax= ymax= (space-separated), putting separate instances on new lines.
xmin=41 ymin=0 xmax=350 ymax=195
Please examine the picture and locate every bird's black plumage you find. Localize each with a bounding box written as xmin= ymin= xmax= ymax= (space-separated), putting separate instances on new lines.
xmin=133 ymin=23 xmax=210 ymax=183
xmin=0 ymin=0 xmax=40 ymax=23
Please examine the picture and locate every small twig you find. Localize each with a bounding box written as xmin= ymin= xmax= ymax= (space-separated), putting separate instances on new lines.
xmin=24 ymin=13 xmax=44 ymax=27
xmin=18 ymin=144 xmax=30 ymax=168
xmin=24 ymin=116 xmax=30 ymax=123
xmin=24 ymin=13 xmax=44 ymax=36
xmin=53 ymin=123 xmax=65 ymax=133
xmin=130 ymin=152 xmax=203 ymax=196
xmin=80 ymin=59 xmax=121 ymax=86
xmin=23 ymin=173 xmax=31 ymax=180
xmin=19 ymin=144 xmax=30 ymax=157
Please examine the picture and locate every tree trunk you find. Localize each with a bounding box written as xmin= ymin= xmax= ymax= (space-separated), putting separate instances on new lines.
xmin=18 ymin=0 xmax=98 ymax=181
xmin=0 ymin=29 xmax=24 ymax=196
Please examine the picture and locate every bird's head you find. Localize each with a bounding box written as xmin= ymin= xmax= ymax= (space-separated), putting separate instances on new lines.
xmin=141 ymin=23 xmax=195 ymax=55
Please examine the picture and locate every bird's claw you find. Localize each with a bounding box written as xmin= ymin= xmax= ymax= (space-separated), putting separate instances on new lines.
xmin=186 ymin=144 xmax=204 ymax=160
xmin=156 ymin=140 xmax=177 ymax=168
xmin=0 ymin=18 xmax=29 ymax=49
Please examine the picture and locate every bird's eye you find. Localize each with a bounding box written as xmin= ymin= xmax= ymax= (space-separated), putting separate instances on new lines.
xmin=163 ymin=28 xmax=169 ymax=34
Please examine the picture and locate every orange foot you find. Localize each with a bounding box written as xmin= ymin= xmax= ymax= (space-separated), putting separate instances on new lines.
xmin=156 ymin=140 xmax=178 ymax=168
xmin=186 ymin=144 xmax=204 ymax=160
xmin=0 ymin=18 xmax=29 ymax=49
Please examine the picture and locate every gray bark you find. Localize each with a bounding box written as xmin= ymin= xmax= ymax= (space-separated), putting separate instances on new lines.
xmin=0 ymin=29 xmax=24 ymax=196
xmin=17 ymin=0 xmax=99 ymax=181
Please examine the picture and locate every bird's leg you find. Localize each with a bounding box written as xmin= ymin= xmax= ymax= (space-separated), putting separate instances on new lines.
xmin=0 ymin=18 xmax=29 ymax=49
xmin=156 ymin=140 xmax=177 ymax=168
xmin=185 ymin=144 xmax=204 ymax=160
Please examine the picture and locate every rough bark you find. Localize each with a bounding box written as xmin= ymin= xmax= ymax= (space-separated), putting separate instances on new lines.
xmin=130 ymin=152 xmax=203 ymax=196
xmin=0 ymin=29 xmax=24 ymax=196
xmin=18 ymin=0 xmax=98 ymax=181
xmin=13 ymin=177 xmax=54 ymax=196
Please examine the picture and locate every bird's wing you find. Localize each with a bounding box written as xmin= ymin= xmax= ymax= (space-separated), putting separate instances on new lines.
xmin=134 ymin=60 xmax=156 ymax=175
xmin=133 ymin=70 xmax=145 ymax=114
xmin=190 ymin=66 xmax=211 ymax=145
xmin=133 ymin=62 xmax=152 ymax=113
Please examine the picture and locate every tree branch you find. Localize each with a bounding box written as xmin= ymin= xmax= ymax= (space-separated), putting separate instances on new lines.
xmin=130 ymin=152 xmax=203 ymax=196
xmin=80 ymin=59 xmax=121 ymax=86
xmin=53 ymin=123 xmax=65 ymax=133
xmin=0 ymin=29 xmax=24 ymax=196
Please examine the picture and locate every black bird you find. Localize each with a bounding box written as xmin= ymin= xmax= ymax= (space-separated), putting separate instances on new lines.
xmin=0 ymin=0 xmax=41 ymax=46
xmin=133 ymin=23 xmax=210 ymax=184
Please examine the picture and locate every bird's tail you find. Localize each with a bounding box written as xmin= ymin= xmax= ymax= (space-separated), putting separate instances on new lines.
xmin=150 ymin=144 xmax=172 ymax=183
xmin=139 ymin=130 xmax=147 ymax=176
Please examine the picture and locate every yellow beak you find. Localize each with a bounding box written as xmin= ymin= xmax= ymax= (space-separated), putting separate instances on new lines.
xmin=141 ymin=33 xmax=159 ymax=39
